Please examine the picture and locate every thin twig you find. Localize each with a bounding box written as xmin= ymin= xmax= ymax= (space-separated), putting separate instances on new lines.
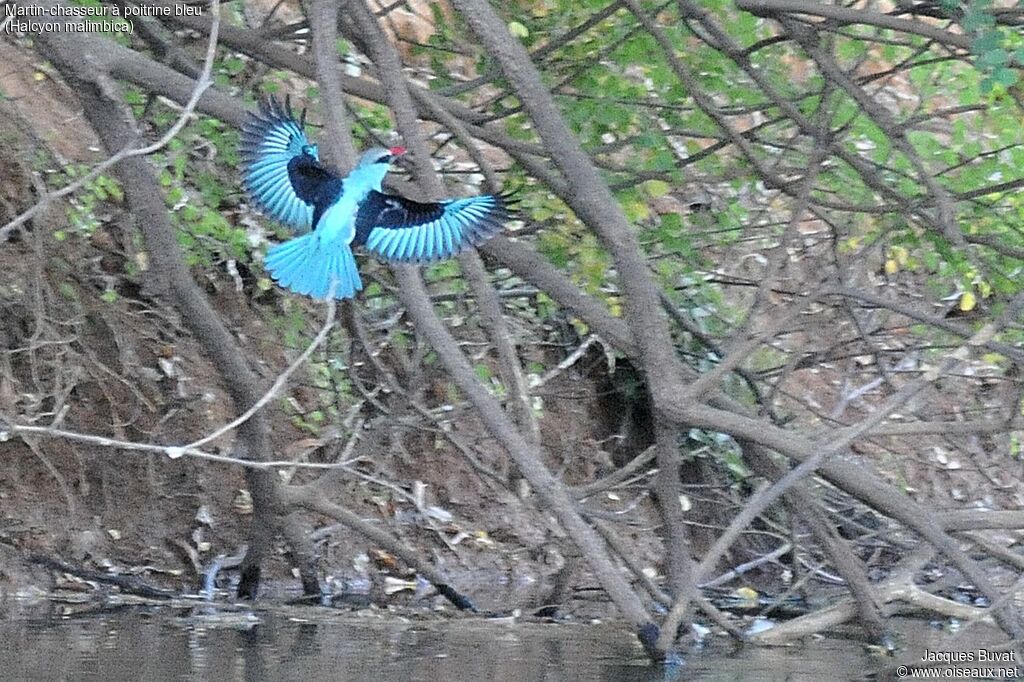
xmin=1 ymin=418 xmax=353 ymax=471
xmin=530 ymin=334 xmax=604 ymax=390
xmin=185 ymin=282 xmax=338 ymax=450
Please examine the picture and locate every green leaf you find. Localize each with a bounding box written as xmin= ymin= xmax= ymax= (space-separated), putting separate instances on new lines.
xmin=963 ymin=7 xmax=995 ymax=32
xmin=644 ymin=179 xmax=671 ymax=197
xmin=972 ymin=30 xmax=1001 ymax=55
xmin=508 ymin=21 xmax=529 ymax=39
xmin=960 ymin=291 xmax=977 ymax=312
xmin=977 ymin=47 xmax=1009 ymax=69
xmin=993 ymin=67 xmax=1019 ymax=86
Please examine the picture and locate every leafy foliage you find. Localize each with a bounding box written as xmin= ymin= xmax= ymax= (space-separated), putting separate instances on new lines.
xmin=74 ymin=0 xmax=1021 ymax=472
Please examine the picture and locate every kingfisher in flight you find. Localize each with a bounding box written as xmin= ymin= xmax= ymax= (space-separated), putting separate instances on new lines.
xmin=239 ymin=97 xmax=511 ymax=300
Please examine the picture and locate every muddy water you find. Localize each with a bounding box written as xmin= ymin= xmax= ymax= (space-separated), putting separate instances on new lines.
xmin=0 ymin=600 xmax=900 ymax=681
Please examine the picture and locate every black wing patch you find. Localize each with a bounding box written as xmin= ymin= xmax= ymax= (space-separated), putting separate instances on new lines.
xmin=354 ymin=190 xmax=512 ymax=263
xmin=353 ymin=191 xmax=445 ymax=245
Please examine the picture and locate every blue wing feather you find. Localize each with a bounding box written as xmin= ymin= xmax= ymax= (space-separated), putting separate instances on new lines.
xmin=353 ymin=191 xmax=511 ymax=264
xmin=240 ymin=97 xmax=337 ymax=232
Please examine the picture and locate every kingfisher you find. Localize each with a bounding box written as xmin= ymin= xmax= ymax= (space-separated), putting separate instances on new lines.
xmin=239 ymin=97 xmax=511 ymax=299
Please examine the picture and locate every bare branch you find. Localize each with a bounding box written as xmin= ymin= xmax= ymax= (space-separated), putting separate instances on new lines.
xmin=736 ymin=0 xmax=972 ymax=52
xmin=1 ymin=418 xmax=354 ymax=471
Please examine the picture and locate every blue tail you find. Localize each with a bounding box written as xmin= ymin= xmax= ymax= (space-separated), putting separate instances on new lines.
xmin=264 ymin=232 xmax=363 ymax=300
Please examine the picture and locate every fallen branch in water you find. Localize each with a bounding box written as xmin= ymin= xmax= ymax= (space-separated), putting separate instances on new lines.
xmin=28 ymin=552 xmax=178 ymax=600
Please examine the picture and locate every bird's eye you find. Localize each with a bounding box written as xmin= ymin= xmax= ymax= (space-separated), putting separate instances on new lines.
xmin=376 ymin=154 xmax=391 ymax=164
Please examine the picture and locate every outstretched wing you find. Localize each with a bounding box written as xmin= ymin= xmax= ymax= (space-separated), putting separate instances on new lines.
xmin=240 ymin=97 xmax=337 ymax=231
xmin=353 ymin=191 xmax=511 ymax=263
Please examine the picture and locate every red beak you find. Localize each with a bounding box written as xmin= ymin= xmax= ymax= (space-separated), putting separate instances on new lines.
xmin=388 ymin=146 xmax=407 ymax=157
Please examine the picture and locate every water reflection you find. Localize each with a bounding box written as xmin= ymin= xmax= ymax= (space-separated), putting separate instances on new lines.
xmin=0 ymin=600 xmax=878 ymax=681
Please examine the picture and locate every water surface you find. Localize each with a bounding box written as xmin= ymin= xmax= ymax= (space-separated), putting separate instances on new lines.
xmin=0 ymin=600 xmax=883 ymax=681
